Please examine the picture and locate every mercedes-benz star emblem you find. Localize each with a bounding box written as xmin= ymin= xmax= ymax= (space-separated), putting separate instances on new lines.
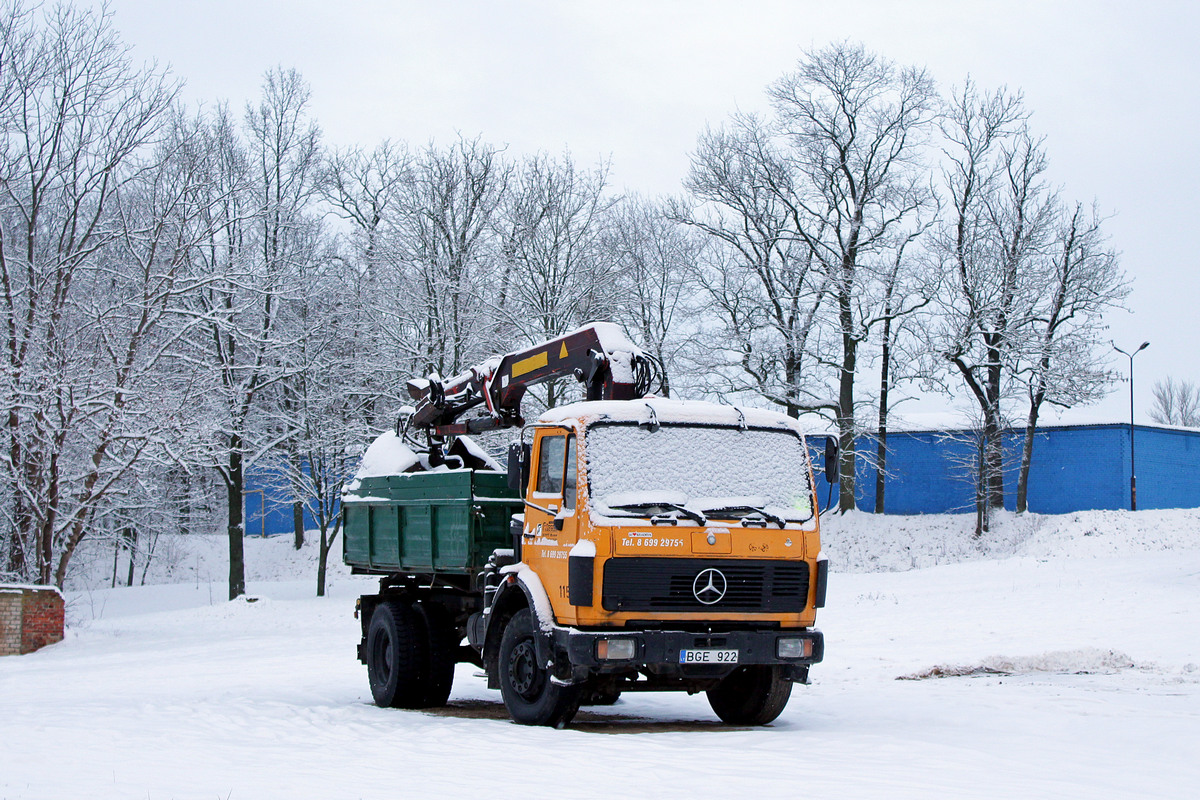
xmin=692 ymin=568 xmax=727 ymax=605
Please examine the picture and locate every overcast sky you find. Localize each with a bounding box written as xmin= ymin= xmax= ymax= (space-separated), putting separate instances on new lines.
xmin=103 ymin=0 xmax=1200 ymax=425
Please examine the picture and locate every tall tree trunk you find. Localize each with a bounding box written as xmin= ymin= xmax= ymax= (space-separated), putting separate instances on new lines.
xmin=227 ymin=434 xmax=246 ymax=600
xmin=6 ymin=410 xmax=29 ymax=577
xmin=975 ymin=440 xmax=986 ymax=537
xmin=125 ymin=528 xmax=138 ymax=587
xmin=838 ymin=293 xmax=858 ymax=512
xmin=983 ymin=344 xmax=1005 ymax=511
xmin=317 ymin=531 xmax=330 ymax=598
xmin=1017 ymin=376 xmax=1048 ymax=513
xmin=1017 ymin=406 xmax=1040 ymax=513
xmin=292 ymin=502 xmax=305 ymax=550
xmin=317 ymin=518 xmax=341 ymax=598
xmin=875 ymin=313 xmax=893 ymax=514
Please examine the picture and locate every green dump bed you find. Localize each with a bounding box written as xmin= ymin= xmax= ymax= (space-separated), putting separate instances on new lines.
xmin=342 ymin=470 xmax=522 ymax=575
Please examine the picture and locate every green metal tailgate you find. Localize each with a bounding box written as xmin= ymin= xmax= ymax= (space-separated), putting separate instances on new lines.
xmin=341 ymin=470 xmax=521 ymax=575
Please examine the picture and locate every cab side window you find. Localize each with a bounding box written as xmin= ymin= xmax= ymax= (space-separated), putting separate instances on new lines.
xmin=563 ymin=437 xmax=577 ymax=510
xmin=535 ymin=435 xmax=566 ymax=495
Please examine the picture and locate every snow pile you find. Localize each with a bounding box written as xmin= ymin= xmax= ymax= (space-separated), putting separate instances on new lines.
xmin=343 ymin=431 xmax=503 ymax=495
xmin=898 ymin=648 xmax=1140 ymax=680
xmin=352 ymin=430 xmax=422 ymax=478
xmin=820 ymin=507 xmax=1200 ymax=573
xmin=452 ymin=435 xmax=503 ymax=471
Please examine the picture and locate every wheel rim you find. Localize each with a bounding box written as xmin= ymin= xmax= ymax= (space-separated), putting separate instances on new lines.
xmin=508 ymin=637 xmax=542 ymax=700
xmin=375 ymin=630 xmax=393 ymax=682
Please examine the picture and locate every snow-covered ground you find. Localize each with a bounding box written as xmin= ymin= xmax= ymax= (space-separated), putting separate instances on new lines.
xmin=3 ymin=510 xmax=1198 ymax=799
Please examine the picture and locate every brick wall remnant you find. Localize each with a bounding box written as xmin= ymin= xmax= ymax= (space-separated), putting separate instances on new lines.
xmin=0 ymin=585 xmax=65 ymax=656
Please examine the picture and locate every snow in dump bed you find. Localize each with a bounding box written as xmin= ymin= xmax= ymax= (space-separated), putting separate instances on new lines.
xmin=351 ymin=430 xmax=421 ymax=479
xmin=454 ymin=435 xmax=502 ymax=471
xmin=540 ymin=396 xmax=804 ymax=433
xmin=585 ymin=424 xmax=813 ymax=522
xmin=343 ymin=431 xmax=499 ymax=494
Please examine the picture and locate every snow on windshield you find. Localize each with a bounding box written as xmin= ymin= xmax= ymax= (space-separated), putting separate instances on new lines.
xmin=585 ymin=424 xmax=813 ymax=521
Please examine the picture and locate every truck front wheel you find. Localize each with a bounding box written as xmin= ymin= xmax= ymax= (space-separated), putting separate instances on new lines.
xmin=366 ymin=600 xmax=428 ymax=708
xmin=706 ymin=665 xmax=793 ymax=725
xmin=498 ymin=608 xmax=580 ymax=727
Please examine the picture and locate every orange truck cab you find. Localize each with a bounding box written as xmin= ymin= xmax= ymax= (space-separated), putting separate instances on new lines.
xmin=472 ymin=397 xmax=826 ymax=725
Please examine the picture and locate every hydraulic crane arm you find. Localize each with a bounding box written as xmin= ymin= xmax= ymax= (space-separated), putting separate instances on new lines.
xmin=403 ymin=322 xmax=658 ymax=451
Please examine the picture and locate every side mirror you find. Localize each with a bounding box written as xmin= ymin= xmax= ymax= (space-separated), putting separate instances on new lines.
xmin=824 ymin=436 xmax=839 ymax=483
xmin=507 ymin=441 xmax=530 ymax=493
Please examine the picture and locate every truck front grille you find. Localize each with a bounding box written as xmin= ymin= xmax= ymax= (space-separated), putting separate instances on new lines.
xmin=601 ymin=558 xmax=809 ymax=613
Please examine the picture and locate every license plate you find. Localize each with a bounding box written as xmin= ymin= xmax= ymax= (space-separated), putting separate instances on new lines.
xmin=679 ymin=648 xmax=739 ymax=664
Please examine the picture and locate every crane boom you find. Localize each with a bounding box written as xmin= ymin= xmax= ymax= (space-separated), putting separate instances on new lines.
xmin=402 ymin=322 xmax=657 ymax=458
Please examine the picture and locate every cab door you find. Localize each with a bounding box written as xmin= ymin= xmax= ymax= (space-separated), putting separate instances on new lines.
xmin=525 ymin=429 xmax=580 ymax=615
xmin=526 ymin=430 xmax=579 ymax=544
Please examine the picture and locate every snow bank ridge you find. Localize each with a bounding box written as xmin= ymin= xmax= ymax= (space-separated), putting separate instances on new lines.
xmin=897 ymin=647 xmax=1139 ymax=680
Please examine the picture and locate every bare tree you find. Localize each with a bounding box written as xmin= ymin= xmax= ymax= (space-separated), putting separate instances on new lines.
xmin=931 ymin=81 xmax=1045 ymax=533
xmin=321 ymin=139 xmax=411 ymax=428
xmin=1149 ymin=377 xmax=1200 ymax=427
xmin=175 ymin=103 xmax=261 ymax=598
xmin=395 ymin=136 xmax=509 ymax=378
xmin=324 ymin=140 xmax=409 ymax=286
xmin=497 ymin=151 xmax=617 ymax=409
xmin=768 ymin=41 xmax=939 ymax=512
xmin=249 ymin=67 xmax=323 ymax=553
xmin=872 ymin=229 xmax=937 ymax=512
xmin=605 ymin=195 xmax=700 ymax=397
xmin=0 ymin=1 xmax=185 ymax=585
xmin=1013 ymin=202 xmax=1127 ymax=511
xmin=179 ymin=68 xmax=323 ymax=599
xmin=676 ymin=115 xmax=830 ymax=417
xmin=266 ymin=235 xmax=363 ymax=596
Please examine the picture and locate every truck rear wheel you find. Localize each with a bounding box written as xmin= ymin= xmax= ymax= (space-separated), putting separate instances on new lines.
xmin=413 ymin=600 xmax=455 ymax=707
xmin=366 ymin=600 xmax=428 ymax=708
xmin=706 ymin=665 xmax=792 ymax=725
xmin=498 ymin=608 xmax=580 ymax=727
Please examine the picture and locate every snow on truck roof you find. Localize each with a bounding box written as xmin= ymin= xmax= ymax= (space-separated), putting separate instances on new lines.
xmin=538 ymin=397 xmax=807 ymax=435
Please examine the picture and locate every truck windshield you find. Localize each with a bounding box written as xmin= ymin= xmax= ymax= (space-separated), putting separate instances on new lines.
xmin=584 ymin=424 xmax=814 ymax=522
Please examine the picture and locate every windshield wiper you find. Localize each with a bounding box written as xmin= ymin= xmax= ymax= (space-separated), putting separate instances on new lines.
xmin=610 ymin=502 xmax=707 ymax=525
xmin=701 ymin=504 xmax=787 ymax=528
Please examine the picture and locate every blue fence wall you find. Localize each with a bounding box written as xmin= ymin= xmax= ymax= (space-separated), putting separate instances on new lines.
xmin=244 ymin=424 xmax=1198 ymax=528
xmin=244 ymin=471 xmax=330 ymax=538
xmin=810 ymin=424 xmax=1200 ymax=515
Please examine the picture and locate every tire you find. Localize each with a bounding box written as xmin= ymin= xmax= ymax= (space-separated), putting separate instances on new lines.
xmin=366 ymin=600 xmax=428 ymax=708
xmin=706 ymin=665 xmax=793 ymax=725
xmin=498 ymin=608 xmax=581 ymax=727
xmin=413 ymin=600 xmax=456 ymax=707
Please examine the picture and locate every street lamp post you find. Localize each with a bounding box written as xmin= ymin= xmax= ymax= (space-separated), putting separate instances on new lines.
xmin=1113 ymin=341 xmax=1150 ymax=510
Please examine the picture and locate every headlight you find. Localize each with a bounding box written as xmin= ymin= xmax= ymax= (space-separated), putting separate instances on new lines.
xmin=596 ymin=638 xmax=636 ymax=660
xmin=777 ymin=637 xmax=813 ymax=659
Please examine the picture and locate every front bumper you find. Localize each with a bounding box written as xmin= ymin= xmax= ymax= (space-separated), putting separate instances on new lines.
xmin=552 ymin=626 xmax=823 ymax=683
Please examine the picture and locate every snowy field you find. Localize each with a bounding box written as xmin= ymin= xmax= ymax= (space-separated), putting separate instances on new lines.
xmin=2 ymin=509 xmax=1198 ymax=799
